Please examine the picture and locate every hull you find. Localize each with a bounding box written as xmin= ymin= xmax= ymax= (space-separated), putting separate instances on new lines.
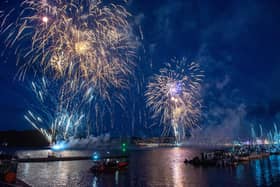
xmin=90 ymin=161 xmax=128 ymax=173
xmin=0 ymin=155 xmax=18 ymax=184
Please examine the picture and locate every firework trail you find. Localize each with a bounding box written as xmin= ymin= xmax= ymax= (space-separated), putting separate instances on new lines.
xmin=23 ymin=76 xmax=127 ymax=143
xmin=1 ymin=0 xmax=137 ymax=100
xmin=1 ymin=0 xmax=139 ymax=141
xmin=24 ymin=77 xmax=92 ymax=144
xmin=145 ymin=58 xmax=204 ymax=143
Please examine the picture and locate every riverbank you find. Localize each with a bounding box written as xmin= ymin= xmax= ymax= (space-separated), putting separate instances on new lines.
xmin=185 ymin=144 xmax=280 ymax=167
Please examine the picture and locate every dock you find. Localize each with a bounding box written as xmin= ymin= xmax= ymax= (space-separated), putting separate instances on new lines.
xmin=18 ymin=155 xmax=128 ymax=163
xmin=18 ymin=156 xmax=91 ymax=163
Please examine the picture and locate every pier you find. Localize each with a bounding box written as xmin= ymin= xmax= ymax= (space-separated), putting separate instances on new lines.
xmin=18 ymin=155 xmax=128 ymax=163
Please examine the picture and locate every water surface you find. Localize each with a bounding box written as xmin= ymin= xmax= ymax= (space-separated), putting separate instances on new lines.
xmin=16 ymin=147 xmax=280 ymax=186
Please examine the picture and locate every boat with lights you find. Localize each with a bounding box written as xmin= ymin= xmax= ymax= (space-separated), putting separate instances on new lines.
xmin=90 ymin=152 xmax=129 ymax=172
xmin=90 ymin=159 xmax=129 ymax=172
xmin=0 ymin=152 xmax=31 ymax=186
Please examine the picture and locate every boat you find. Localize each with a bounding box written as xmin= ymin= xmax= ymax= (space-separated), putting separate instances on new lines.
xmin=90 ymin=158 xmax=129 ymax=172
xmin=249 ymin=152 xmax=263 ymax=160
xmin=0 ymin=153 xmax=31 ymax=186
xmin=270 ymin=151 xmax=280 ymax=155
xmin=269 ymin=147 xmax=280 ymax=155
xmin=236 ymin=155 xmax=250 ymax=162
xmin=185 ymin=150 xmax=237 ymax=167
xmin=134 ymin=137 xmax=175 ymax=147
xmin=136 ymin=142 xmax=159 ymax=147
xmin=185 ymin=156 xmax=216 ymax=166
xmin=0 ymin=153 xmax=18 ymax=184
xmin=261 ymin=152 xmax=270 ymax=157
xmin=90 ymin=152 xmax=128 ymax=173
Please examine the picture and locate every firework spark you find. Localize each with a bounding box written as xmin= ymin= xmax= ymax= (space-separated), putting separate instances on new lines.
xmin=1 ymin=0 xmax=137 ymax=100
xmin=145 ymin=58 xmax=204 ymax=143
xmin=24 ymin=77 xmax=91 ymax=144
xmin=23 ymin=76 xmax=126 ymax=144
xmin=1 ymin=0 xmax=140 ymax=142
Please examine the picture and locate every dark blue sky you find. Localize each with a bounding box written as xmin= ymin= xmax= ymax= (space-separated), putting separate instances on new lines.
xmin=1 ymin=0 xmax=280 ymax=138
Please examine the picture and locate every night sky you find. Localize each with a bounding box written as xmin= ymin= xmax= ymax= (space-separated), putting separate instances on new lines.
xmin=1 ymin=0 xmax=280 ymax=139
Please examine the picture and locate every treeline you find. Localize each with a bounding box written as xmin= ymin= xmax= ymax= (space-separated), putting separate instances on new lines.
xmin=0 ymin=130 xmax=49 ymax=147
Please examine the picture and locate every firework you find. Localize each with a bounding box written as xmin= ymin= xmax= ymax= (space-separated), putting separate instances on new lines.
xmin=1 ymin=0 xmax=140 ymax=142
xmin=1 ymin=0 xmax=137 ymax=100
xmin=23 ymin=76 xmax=126 ymax=144
xmin=24 ymin=77 xmax=91 ymax=144
xmin=145 ymin=58 xmax=204 ymax=143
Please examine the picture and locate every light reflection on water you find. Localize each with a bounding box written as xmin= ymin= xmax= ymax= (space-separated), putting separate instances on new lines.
xmin=249 ymin=155 xmax=280 ymax=186
xmin=16 ymin=147 xmax=280 ymax=187
xmin=172 ymin=148 xmax=183 ymax=187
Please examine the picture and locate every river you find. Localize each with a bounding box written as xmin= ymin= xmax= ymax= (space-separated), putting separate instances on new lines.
xmin=15 ymin=147 xmax=280 ymax=186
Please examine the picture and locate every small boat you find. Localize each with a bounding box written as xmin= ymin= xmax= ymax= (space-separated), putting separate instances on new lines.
xmin=90 ymin=159 xmax=129 ymax=173
xmin=261 ymin=152 xmax=270 ymax=157
xmin=0 ymin=153 xmax=31 ymax=186
xmin=236 ymin=155 xmax=250 ymax=162
xmin=0 ymin=153 xmax=18 ymax=184
xmin=249 ymin=152 xmax=263 ymax=160
xmin=185 ymin=150 xmax=238 ymax=167
xmin=270 ymin=151 xmax=280 ymax=155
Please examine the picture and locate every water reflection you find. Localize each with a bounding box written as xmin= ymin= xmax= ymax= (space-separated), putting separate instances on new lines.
xmin=172 ymin=148 xmax=184 ymax=187
xmin=254 ymin=160 xmax=262 ymax=186
xmin=263 ymin=158 xmax=272 ymax=185
xmin=236 ymin=164 xmax=245 ymax=182
xmin=92 ymin=176 xmax=98 ymax=187
xmin=115 ymin=170 xmax=119 ymax=185
xmin=271 ymin=155 xmax=280 ymax=179
xmin=247 ymin=155 xmax=280 ymax=186
xmin=15 ymin=148 xmax=280 ymax=186
xmin=22 ymin=162 xmax=30 ymax=176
